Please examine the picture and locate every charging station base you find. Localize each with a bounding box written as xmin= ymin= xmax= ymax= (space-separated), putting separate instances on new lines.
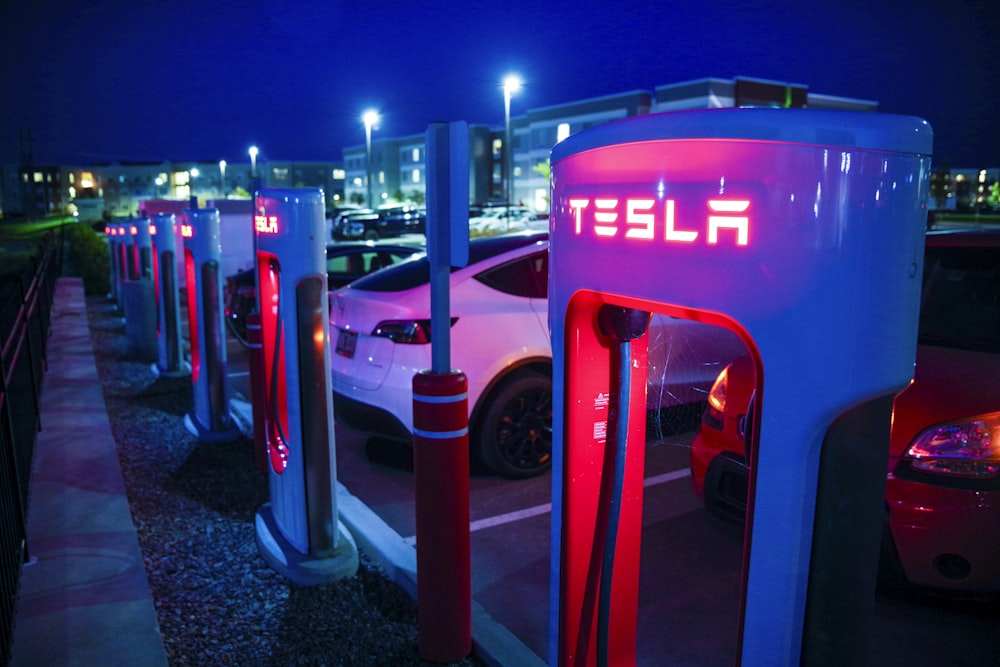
xmin=183 ymin=410 xmax=242 ymax=443
xmin=150 ymin=361 xmax=191 ymax=379
xmin=254 ymin=503 xmax=360 ymax=586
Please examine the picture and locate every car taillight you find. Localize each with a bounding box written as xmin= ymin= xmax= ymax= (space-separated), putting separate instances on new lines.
xmin=703 ymin=365 xmax=730 ymax=428
xmin=371 ymin=317 xmax=459 ymax=344
xmin=905 ymin=412 xmax=1000 ymax=479
xmin=372 ymin=320 xmax=432 ymax=344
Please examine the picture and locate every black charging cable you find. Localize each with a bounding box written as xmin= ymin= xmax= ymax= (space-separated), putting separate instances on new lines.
xmin=267 ymin=259 xmax=290 ymax=465
xmin=595 ymin=305 xmax=651 ymax=667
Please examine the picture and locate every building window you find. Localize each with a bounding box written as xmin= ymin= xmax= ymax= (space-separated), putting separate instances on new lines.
xmin=332 ymin=168 xmax=345 ymax=179
xmin=412 ymin=147 xmax=420 ymax=162
xmin=378 ymin=171 xmax=385 ymax=185
xmin=33 ymin=172 xmax=43 ymax=183
xmin=557 ymin=123 xmax=571 ymax=142
xmin=412 ymin=169 xmax=420 ymax=183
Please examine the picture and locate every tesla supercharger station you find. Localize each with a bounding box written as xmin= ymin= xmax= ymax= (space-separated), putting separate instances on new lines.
xmin=151 ymin=213 xmax=189 ymax=377
xmin=182 ymin=208 xmax=240 ymax=442
xmin=252 ymin=187 xmax=358 ymax=585
xmin=122 ymin=217 xmax=156 ymax=361
xmin=548 ymin=108 xmax=932 ymax=666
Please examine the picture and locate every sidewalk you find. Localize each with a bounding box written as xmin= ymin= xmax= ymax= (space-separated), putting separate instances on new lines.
xmin=9 ymin=278 xmax=168 ymax=666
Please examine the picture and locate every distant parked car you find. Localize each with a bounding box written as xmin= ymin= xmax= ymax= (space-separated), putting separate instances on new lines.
xmin=223 ymin=241 xmax=422 ymax=341
xmin=690 ymin=229 xmax=1000 ymax=593
xmin=331 ymin=205 xmax=422 ymax=241
xmin=468 ymin=205 xmax=535 ymax=234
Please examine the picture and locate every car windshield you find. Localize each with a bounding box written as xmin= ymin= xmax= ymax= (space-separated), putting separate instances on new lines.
xmin=919 ymin=244 xmax=1000 ymax=353
xmin=347 ymin=232 xmax=547 ymax=292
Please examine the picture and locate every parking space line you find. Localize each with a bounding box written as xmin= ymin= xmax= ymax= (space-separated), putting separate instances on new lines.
xmin=402 ymin=467 xmax=691 ymax=545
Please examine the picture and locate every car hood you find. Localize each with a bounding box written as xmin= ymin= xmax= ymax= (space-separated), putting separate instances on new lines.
xmin=889 ymin=344 xmax=1000 ymax=456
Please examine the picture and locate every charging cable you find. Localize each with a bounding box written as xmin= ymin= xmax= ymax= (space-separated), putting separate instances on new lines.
xmin=595 ymin=305 xmax=651 ymax=667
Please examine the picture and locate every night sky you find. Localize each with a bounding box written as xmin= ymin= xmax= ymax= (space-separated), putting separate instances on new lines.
xmin=1 ymin=0 xmax=997 ymax=168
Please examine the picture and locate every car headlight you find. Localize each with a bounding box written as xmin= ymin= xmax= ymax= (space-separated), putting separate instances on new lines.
xmin=905 ymin=412 xmax=1000 ymax=479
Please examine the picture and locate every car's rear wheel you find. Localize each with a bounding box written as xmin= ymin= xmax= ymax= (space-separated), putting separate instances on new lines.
xmin=476 ymin=371 xmax=552 ymax=479
xmin=364 ymin=229 xmax=380 ymax=241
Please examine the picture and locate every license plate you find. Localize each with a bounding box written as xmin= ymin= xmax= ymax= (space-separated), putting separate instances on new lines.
xmin=335 ymin=329 xmax=358 ymax=358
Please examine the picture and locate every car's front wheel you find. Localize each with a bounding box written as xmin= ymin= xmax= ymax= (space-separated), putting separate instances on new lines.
xmin=476 ymin=371 xmax=552 ymax=478
xmin=363 ymin=228 xmax=380 ymax=241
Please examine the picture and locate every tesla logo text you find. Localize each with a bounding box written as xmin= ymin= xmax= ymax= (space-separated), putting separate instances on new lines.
xmin=180 ymin=224 xmax=193 ymax=238
xmin=568 ymin=198 xmax=750 ymax=246
xmin=255 ymin=215 xmax=279 ymax=235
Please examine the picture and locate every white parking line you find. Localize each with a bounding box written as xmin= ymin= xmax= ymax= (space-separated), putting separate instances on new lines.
xmin=402 ymin=467 xmax=691 ymax=545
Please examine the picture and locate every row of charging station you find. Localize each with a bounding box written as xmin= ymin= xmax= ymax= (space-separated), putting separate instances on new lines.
xmin=104 ymin=189 xmax=359 ymax=586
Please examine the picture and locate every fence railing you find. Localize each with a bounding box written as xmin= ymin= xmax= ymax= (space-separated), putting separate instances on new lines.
xmin=0 ymin=229 xmax=61 ymax=666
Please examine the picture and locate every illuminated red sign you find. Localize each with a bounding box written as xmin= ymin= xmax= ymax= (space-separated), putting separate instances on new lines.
xmin=180 ymin=224 xmax=193 ymax=238
xmin=254 ymin=214 xmax=279 ymax=235
xmin=568 ymin=197 xmax=750 ymax=246
xmin=130 ymin=225 xmax=138 ymax=235
xmin=149 ymin=224 xmax=157 ymax=235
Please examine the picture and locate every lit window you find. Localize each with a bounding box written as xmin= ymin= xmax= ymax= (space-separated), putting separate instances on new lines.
xmin=332 ymin=168 xmax=345 ymax=179
xmin=412 ymin=148 xmax=420 ymax=162
xmin=33 ymin=172 xmax=43 ymax=183
xmin=412 ymin=169 xmax=420 ymax=183
xmin=557 ymin=123 xmax=571 ymax=142
xmin=69 ymin=173 xmax=75 ymax=184
xmin=353 ymin=177 xmax=363 ymax=187
xmin=174 ymin=171 xmax=190 ymax=186
xmin=378 ymin=171 xmax=385 ymax=184
xmin=68 ymin=186 xmax=77 ymax=199
xmin=272 ymin=167 xmax=289 ymax=180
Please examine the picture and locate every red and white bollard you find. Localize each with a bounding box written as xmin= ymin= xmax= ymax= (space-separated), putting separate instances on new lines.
xmin=412 ymin=369 xmax=471 ymax=663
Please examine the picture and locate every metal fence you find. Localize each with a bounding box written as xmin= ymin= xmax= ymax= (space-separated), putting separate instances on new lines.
xmin=0 ymin=230 xmax=61 ymax=666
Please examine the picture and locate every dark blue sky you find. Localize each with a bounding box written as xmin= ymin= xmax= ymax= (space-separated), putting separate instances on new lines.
xmin=1 ymin=0 xmax=997 ymax=168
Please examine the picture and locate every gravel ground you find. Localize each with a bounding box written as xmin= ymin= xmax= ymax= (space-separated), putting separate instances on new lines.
xmin=86 ymin=296 xmax=485 ymax=667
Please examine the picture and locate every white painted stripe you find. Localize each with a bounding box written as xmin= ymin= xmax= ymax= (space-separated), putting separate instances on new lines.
xmin=402 ymin=467 xmax=691 ymax=545
xmin=412 ymin=427 xmax=469 ymax=439
xmin=643 ymin=468 xmax=691 ymax=487
xmin=413 ymin=391 xmax=468 ymax=404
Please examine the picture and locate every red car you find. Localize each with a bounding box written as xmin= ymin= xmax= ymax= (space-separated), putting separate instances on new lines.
xmin=690 ymin=228 xmax=1000 ymax=592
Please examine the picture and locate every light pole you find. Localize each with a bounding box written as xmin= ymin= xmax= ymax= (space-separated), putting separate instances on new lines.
xmin=503 ymin=74 xmax=522 ymax=229
xmin=189 ymin=167 xmax=199 ymax=206
xmin=362 ymin=109 xmax=380 ymax=209
xmin=249 ymin=145 xmax=259 ymax=193
xmin=219 ymin=159 xmax=227 ymax=198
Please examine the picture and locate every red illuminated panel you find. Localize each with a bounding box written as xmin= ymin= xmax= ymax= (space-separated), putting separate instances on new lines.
xmin=570 ymin=197 xmax=750 ymax=246
xmin=184 ymin=248 xmax=199 ymax=383
xmin=149 ymin=224 xmax=157 ymax=236
xmin=181 ymin=224 xmax=193 ymax=238
xmin=254 ymin=215 xmax=279 ymax=235
xmin=130 ymin=225 xmax=137 ymax=235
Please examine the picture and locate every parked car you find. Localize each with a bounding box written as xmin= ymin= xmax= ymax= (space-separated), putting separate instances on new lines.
xmin=330 ymin=230 xmax=745 ymax=478
xmin=468 ymin=205 xmax=535 ymax=234
xmin=689 ymin=229 xmax=1000 ymax=592
xmin=223 ymin=241 xmax=422 ymax=341
xmin=331 ymin=205 xmax=422 ymax=241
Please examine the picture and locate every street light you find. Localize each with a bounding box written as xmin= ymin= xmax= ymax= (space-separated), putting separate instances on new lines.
xmin=219 ymin=159 xmax=227 ymax=197
xmin=249 ymin=145 xmax=259 ymax=193
xmin=362 ymin=109 xmax=380 ymax=208
xmin=503 ymin=74 xmax=522 ymax=229
xmin=189 ymin=167 xmax=200 ymax=206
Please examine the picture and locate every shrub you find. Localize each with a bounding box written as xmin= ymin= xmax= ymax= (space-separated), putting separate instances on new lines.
xmin=64 ymin=224 xmax=111 ymax=295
